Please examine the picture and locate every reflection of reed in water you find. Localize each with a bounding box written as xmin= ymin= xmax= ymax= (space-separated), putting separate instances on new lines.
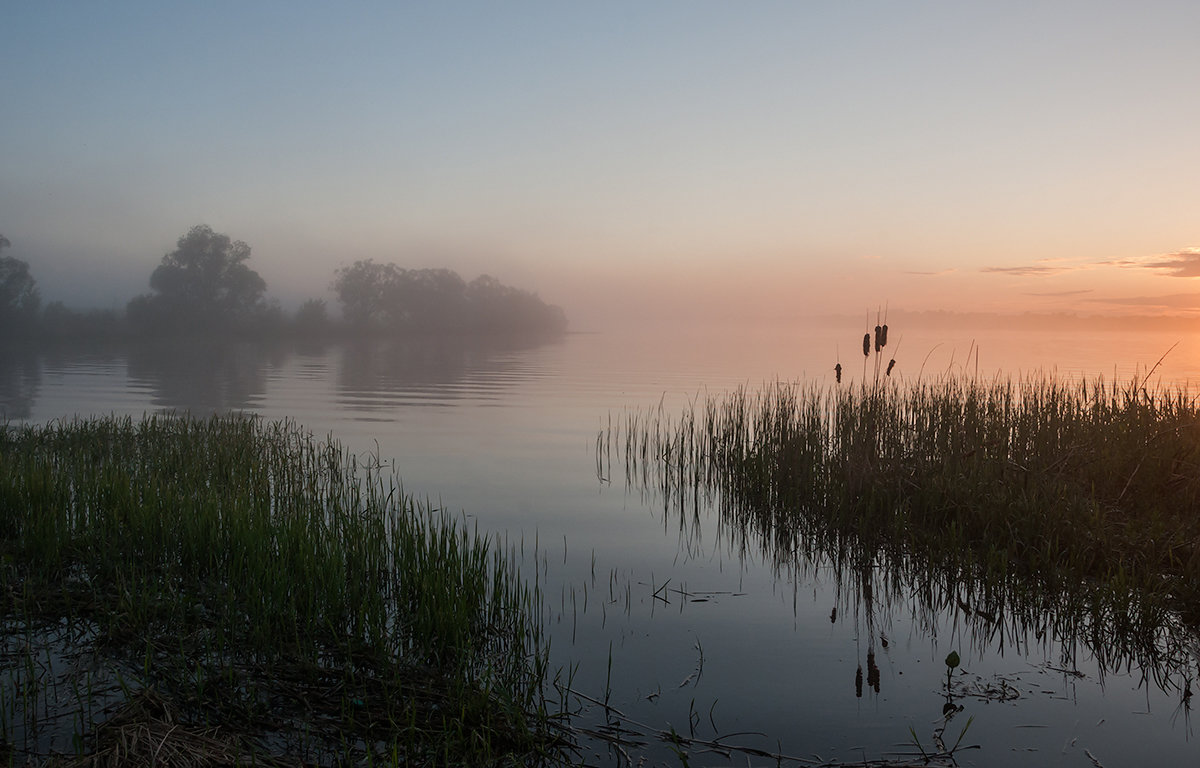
xmin=601 ymin=372 xmax=1200 ymax=696
xmin=852 ymin=559 xmax=884 ymax=698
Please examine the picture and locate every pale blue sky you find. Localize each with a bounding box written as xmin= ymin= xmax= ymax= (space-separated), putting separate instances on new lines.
xmin=3 ymin=2 xmax=1198 ymax=327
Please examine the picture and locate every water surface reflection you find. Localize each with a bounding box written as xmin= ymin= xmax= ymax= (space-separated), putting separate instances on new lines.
xmin=0 ymin=345 xmax=39 ymax=420
xmin=335 ymin=334 xmax=558 ymax=413
xmin=4 ymin=326 xmax=1199 ymax=766
xmin=588 ymin=381 xmax=1200 ymax=764
xmin=125 ymin=340 xmax=281 ymax=412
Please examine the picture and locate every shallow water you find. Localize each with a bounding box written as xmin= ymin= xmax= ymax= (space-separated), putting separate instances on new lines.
xmin=3 ymin=321 xmax=1199 ymax=765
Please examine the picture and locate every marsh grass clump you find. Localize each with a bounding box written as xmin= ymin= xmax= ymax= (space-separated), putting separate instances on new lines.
xmin=605 ymin=372 xmax=1200 ymax=687
xmin=0 ymin=413 xmax=562 ymax=766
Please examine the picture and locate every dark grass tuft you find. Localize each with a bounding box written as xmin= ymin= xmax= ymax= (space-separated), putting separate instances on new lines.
xmin=604 ymin=373 xmax=1200 ymax=690
xmin=0 ymin=413 xmax=566 ymax=766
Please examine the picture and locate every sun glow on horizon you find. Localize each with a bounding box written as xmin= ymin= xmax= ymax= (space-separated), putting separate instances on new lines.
xmin=0 ymin=3 xmax=1197 ymax=331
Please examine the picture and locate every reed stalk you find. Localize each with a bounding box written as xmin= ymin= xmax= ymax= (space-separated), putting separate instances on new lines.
xmin=0 ymin=413 xmax=563 ymax=766
xmin=603 ymin=372 xmax=1200 ymax=690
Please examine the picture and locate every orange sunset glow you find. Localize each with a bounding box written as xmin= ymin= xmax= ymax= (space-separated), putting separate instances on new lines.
xmin=2 ymin=3 xmax=1197 ymax=331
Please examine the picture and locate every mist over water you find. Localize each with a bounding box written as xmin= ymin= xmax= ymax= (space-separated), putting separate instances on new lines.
xmin=5 ymin=3 xmax=1200 ymax=761
xmin=4 ymin=321 xmax=1200 ymax=765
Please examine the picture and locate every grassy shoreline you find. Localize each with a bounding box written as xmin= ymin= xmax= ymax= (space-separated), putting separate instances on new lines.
xmin=1 ymin=414 xmax=563 ymax=766
xmin=603 ymin=372 xmax=1200 ymax=689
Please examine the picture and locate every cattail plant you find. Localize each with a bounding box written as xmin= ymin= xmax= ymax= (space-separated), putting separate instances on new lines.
xmin=885 ymin=333 xmax=900 ymax=377
xmin=606 ymin=368 xmax=1200 ymax=695
xmin=861 ymin=330 xmax=871 ymax=382
xmin=842 ymin=309 xmax=898 ymax=384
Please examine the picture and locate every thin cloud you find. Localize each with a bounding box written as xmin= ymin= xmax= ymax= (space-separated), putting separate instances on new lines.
xmin=1088 ymin=292 xmax=1200 ymax=309
xmin=1027 ymin=289 xmax=1094 ymax=297
xmin=980 ymin=265 xmax=1069 ymax=276
xmin=1139 ymin=247 xmax=1200 ymax=277
xmin=983 ymin=256 xmax=1104 ymax=277
xmin=903 ymin=268 xmax=957 ymax=276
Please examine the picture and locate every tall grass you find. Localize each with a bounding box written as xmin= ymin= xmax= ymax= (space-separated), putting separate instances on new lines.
xmin=603 ymin=373 xmax=1200 ymax=688
xmin=0 ymin=413 xmax=562 ymax=765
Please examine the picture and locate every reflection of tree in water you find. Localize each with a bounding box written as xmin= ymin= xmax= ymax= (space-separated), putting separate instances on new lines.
xmin=126 ymin=340 xmax=284 ymax=412
xmin=0 ymin=345 xmax=40 ymax=420
xmin=336 ymin=333 xmax=559 ymax=409
xmin=2 ymin=341 xmax=132 ymax=421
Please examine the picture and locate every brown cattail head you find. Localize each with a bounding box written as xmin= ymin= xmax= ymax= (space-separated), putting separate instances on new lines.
xmin=862 ymin=333 xmax=870 ymax=357
xmin=835 ymin=362 xmax=843 ymax=383
xmin=886 ymin=359 xmax=896 ymax=376
xmin=880 ymin=324 xmax=888 ymax=347
xmin=874 ymin=325 xmax=882 ymax=353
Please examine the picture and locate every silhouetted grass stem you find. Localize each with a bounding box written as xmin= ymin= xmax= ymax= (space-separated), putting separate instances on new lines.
xmin=606 ymin=373 xmax=1200 ymax=685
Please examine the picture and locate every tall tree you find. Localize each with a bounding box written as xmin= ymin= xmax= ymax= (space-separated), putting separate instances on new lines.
xmin=128 ymin=225 xmax=266 ymax=334
xmin=393 ymin=268 xmax=468 ymax=331
xmin=332 ymin=259 xmax=400 ymax=331
xmin=466 ymin=274 xmax=567 ymax=334
xmin=0 ymin=234 xmax=42 ymax=332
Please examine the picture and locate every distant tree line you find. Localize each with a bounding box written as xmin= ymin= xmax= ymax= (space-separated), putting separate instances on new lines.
xmin=331 ymin=260 xmax=566 ymax=335
xmin=0 ymin=226 xmax=567 ymax=343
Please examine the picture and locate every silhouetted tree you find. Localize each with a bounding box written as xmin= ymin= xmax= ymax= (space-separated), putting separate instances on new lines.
xmin=40 ymin=302 xmax=124 ymax=339
xmin=466 ymin=274 xmax=567 ymax=334
xmin=393 ymin=268 xmax=468 ymax=331
xmin=294 ymin=298 xmax=331 ymax=335
xmin=332 ymin=259 xmax=566 ymax=336
xmin=332 ymin=260 xmax=402 ymax=331
xmin=0 ymin=234 xmax=41 ymax=336
xmin=128 ymin=225 xmax=266 ymax=335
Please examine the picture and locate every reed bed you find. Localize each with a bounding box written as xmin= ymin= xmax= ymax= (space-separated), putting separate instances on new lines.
xmin=0 ymin=413 xmax=564 ymax=766
xmin=602 ymin=373 xmax=1200 ymax=689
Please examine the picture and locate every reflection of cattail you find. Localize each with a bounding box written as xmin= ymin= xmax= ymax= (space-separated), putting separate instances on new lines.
xmin=855 ymin=665 xmax=863 ymax=698
xmin=874 ymin=324 xmax=882 ymax=353
xmin=886 ymin=359 xmax=896 ymax=376
xmin=862 ymin=333 xmax=870 ymax=357
xmin=835 ymin=362 xmax=842 ymax=383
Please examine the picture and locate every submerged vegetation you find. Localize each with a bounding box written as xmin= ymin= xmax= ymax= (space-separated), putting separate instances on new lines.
xmin=602 ymin=366 xmax=1200 ymax=692
xmin=0 ymin=414 xmax=563 ymax=765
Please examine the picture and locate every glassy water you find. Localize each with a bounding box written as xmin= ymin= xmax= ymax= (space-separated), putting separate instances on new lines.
xmin=3 ymin=321 xmax=1199 ymax=766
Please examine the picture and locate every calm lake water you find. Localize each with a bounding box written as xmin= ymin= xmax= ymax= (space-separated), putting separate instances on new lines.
xmin=4 ymin=320 xmax=1200 ymax=766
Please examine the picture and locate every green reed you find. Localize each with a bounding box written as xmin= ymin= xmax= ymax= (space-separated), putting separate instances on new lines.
xmin=0 ymin=413 xmax=562 ymax=765
xmin=604 ymin=373 xmax=1200 ymax=689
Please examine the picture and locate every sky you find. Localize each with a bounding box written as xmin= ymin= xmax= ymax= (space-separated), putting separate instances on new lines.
xmin=2 ymin=1 xmax=1199 ymax=330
